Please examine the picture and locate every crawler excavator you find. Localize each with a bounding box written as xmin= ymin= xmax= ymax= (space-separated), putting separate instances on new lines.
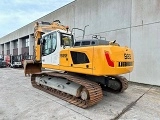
xmin=24 ymin=20 xmax=134 ymax=108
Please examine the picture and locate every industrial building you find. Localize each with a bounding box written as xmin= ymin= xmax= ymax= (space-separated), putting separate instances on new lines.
xmin=0 ymin=0 xmax=160 ymax=86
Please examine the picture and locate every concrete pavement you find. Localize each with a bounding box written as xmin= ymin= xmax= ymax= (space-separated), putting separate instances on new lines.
xmin=0 ymin=68 xmax=160 ymax=120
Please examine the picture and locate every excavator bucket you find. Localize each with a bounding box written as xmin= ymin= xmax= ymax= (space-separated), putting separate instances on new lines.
xmin=23 ymin=60 xmax=42 ymax=76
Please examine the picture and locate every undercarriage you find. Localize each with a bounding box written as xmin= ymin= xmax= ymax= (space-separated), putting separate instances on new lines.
xmin=31 ymin=71 xmax=128 ymax=108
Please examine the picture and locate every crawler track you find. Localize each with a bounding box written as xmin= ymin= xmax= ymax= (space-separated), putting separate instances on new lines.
xmin=115 ymin=76 xmax=128 ymax=92
xmin=31 ymin=72 xmax=103 ymax=108
xmin=101 ymin=76 xmax=128 ymax=93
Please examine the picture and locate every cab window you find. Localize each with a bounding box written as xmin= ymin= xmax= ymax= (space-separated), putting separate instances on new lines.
xmin=61 ymin=33 xmax=73 ymax=47
xmin=42 ymin=32 xmax=57 ymax=56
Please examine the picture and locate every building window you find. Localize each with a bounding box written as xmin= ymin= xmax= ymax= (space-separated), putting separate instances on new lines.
xmin=26 ymin=38 xmax=29 ymax=47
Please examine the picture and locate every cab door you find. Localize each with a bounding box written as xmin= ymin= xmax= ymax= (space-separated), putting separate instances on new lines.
xmin=41 ymin=31 xmax=60 ymax=65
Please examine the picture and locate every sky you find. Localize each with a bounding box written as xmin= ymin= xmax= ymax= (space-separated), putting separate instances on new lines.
xmin=0 ymin=0 xmax=74 ymax=38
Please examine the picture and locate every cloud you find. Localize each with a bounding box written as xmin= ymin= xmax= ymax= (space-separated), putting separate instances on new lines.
xmin=0 ymin=0 xmax=74 ymax=38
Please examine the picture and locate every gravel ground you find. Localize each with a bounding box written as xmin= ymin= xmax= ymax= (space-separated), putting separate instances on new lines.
xmin=0 ymin=68 xmax=160 ymax=120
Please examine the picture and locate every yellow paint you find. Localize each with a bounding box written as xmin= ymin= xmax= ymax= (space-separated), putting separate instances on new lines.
xmin=42 ymin=45 xmax=134 ymax=76
xmin=35 ymin=45 xmax=41 ymax=61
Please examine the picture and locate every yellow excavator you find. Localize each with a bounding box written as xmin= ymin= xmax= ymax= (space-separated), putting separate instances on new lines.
xmin=24 ymin=20 xmax=134 ymax=108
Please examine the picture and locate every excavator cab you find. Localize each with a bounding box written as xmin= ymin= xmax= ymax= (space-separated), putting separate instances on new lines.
xmin=24 ymin=27 xmax=74 ymax=76
xmin=40 ymin=30 xmax=74 ymax=65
